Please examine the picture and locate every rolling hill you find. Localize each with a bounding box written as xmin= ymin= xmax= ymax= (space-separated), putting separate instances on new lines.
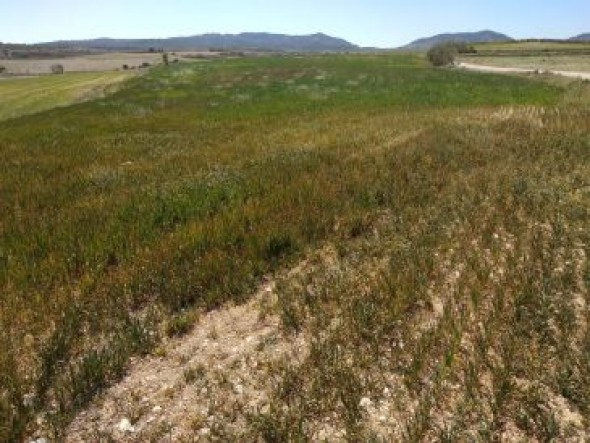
xmin=570 ymin=33 xmax=590 ymax=41
xmin=42 ymin=32 xmax=359 ymax=52
xmin=402 ymin=30 xmax=513 ymax=50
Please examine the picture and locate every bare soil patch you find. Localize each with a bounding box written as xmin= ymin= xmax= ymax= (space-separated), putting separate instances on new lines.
xmin=0 ymin=53 xmax=164 ymax=75
xmin=457 ymin=61 xmax=590 ymax=80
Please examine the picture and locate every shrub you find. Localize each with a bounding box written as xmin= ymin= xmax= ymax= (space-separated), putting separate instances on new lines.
xmin=166 ymin=311 xmax=198 ymax=337
xmin=0 ymin=65 xmax=6 ymax=74
xmin=427 ymin=44 xmax=457 ymax=67
xmin=50 ymin=64 xmax=64 ymax=74
xmin=454 ymin=42 xmax=477 ymax=54
xmin=162 ymin=52 xmax=169 ymax=66
xmin=122 ymin=64 xmax=129 ymax=70
xmin=265 ymin=233 xmax=295 ymax=260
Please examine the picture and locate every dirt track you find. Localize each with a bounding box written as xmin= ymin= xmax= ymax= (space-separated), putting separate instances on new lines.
xmin=457 ymin=61 xmax=590 ymax=80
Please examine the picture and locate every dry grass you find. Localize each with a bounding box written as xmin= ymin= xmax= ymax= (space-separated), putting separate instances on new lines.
xmin=474 ymin=41 xmax=590 ymax=52
xmin=1 ymin=53 xmax=588 ymax=441
xmin=0 ymin=52 xmax=165 ymax=75
xmin=460 ymin=55 xmax=590 ymax=73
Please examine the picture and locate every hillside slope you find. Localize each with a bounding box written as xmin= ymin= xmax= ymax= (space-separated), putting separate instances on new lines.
xmin=42 ymin=32 xmax=359 ymax=52
xmin=2 ymin=54 xmax=588 ymax=442
xmin=403 ymin=30 xmax=512 ymax=50
xmin=570 ymin=33 xmax=590 ymax=41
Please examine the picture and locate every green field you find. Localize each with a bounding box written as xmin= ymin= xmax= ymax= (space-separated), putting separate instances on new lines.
xmin=474 ymin=40 xmax=590 ymax=53
xmin=0 ymin=71 xmax=135 ymax=121
xmin=1 ymin=54 xmax=589 ymax=441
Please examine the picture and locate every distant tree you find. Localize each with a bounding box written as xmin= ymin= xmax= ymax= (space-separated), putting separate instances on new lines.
xmin=122 ymin=64 xmax=129 ymax=70
xmin=162 ymin=52 xmax=169 ymax=66
xmin=141 ymin=62 xmax=151 ymax=68
xmin=454 ymin=42 xmax=477 ymax=54
xmin=50 ymin=64 xmax=64 ymax=74
xmin=0 ymin=65 xmax=6 ymax=74
xmin=427 ymin=44 xmax=456 ymax=67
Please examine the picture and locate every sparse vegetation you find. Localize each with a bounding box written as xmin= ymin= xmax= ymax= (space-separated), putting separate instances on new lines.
xmin=0 ymin=53 xmax=588 ymax=441
xmin=460 ymin=40 xmax=590 ymax=73
xmin=0 ymin=52 xmax=163 ymax=75
xmin=50 ymin=63 xmax=64 ymax=74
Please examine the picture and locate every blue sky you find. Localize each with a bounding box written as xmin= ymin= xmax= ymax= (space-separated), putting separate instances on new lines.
xmin=2 ymin=0 xmax=589 ymax=47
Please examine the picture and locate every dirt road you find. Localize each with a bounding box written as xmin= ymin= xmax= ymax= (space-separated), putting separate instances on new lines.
xmin=457 ymin=62 xmax=590 ymax=81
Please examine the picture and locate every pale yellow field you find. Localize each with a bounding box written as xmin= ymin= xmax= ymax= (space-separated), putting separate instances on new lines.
xmin=0 ymin=71 xmax=135 ymax=121
xmin=474 ymin=41 xmax=590 ymax=52
xmin=0 ymin=52 xmax=164 ymax=75
xmin=459 ymin=54 xmax=590 ymax=73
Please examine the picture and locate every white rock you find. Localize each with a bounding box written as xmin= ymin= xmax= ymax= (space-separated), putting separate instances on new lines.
xmin=30 ymin=438 xmax=48 ymax=443
xmin=359 ymin=397 xmax=372 ymax=409
xmin=234 ymin=383 xmax=244 ymax=395
xmin=152 ymin=405 xmax=162 ymax=413
xmin=117 ymin=418 xmax=135 ymax=433
xmin=23 ymin=393 xmax=36 ymax=408
xmin=200 ymin=427 xmax=211 ymax=436
xmin=383 ymin=387 xmax=390 ymax=397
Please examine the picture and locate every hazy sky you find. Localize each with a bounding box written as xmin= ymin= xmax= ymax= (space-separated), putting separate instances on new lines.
xmin=2 ymin=0 xmax=589 ymax=47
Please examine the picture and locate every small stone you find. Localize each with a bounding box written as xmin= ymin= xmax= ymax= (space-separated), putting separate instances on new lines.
xmin=199 ymin=427 xmax=211 ymax=436
xmin=117 ymin=418 xmax=135 ymax=433
xmin=23 ymin=393 xmax=36 ymax=408
xmin=30 ymin=438 xmax=48 ymax=443
xmin=359 ymin=397 xmax=372 ymax=409
xmin=234 ymin=383 xmax=244 ymax=395
xmin=152 ymin=405 xmax=162 ymax=413
xmin=383 ymin=387 xmax=390 ymax=397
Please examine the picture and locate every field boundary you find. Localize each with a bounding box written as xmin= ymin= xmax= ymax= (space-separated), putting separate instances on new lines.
xmin=456 ymin=61 xmax=590 ymax=80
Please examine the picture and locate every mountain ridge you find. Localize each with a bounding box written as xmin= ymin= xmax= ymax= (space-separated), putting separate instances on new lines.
xmin=40 ymin=32 xmax=359 ymax=52
xmin=402 ymin=30 xmax=513 ymax=50
xmin=570 ymin=33 xmax=590 ymax=41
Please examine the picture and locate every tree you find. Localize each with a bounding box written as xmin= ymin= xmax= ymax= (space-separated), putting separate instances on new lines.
xmin=0 ymin=65 xmax=6 ymax=74
xmin=50 ymin=64 xmax=64 ymax=74
xmin=162 ymin=52 xmax=169 ymax=66
xmin=427 ymin=44 xmax=456 ymax=67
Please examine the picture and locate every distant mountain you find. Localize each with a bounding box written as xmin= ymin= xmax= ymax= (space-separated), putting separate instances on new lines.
xmin=570 ymin=33 xmax=590 ymax=41
xmin=402 ymin=30 xmax=513 ymax=50
xmin=41 ymin=32 xmax=359 ymax=52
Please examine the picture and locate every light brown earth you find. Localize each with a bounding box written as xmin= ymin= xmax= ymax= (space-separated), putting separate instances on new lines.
xmin=457 ymin=61 xmax=590 ymax=81
xmin=0 ymin=53 xmax=164 ymax=75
